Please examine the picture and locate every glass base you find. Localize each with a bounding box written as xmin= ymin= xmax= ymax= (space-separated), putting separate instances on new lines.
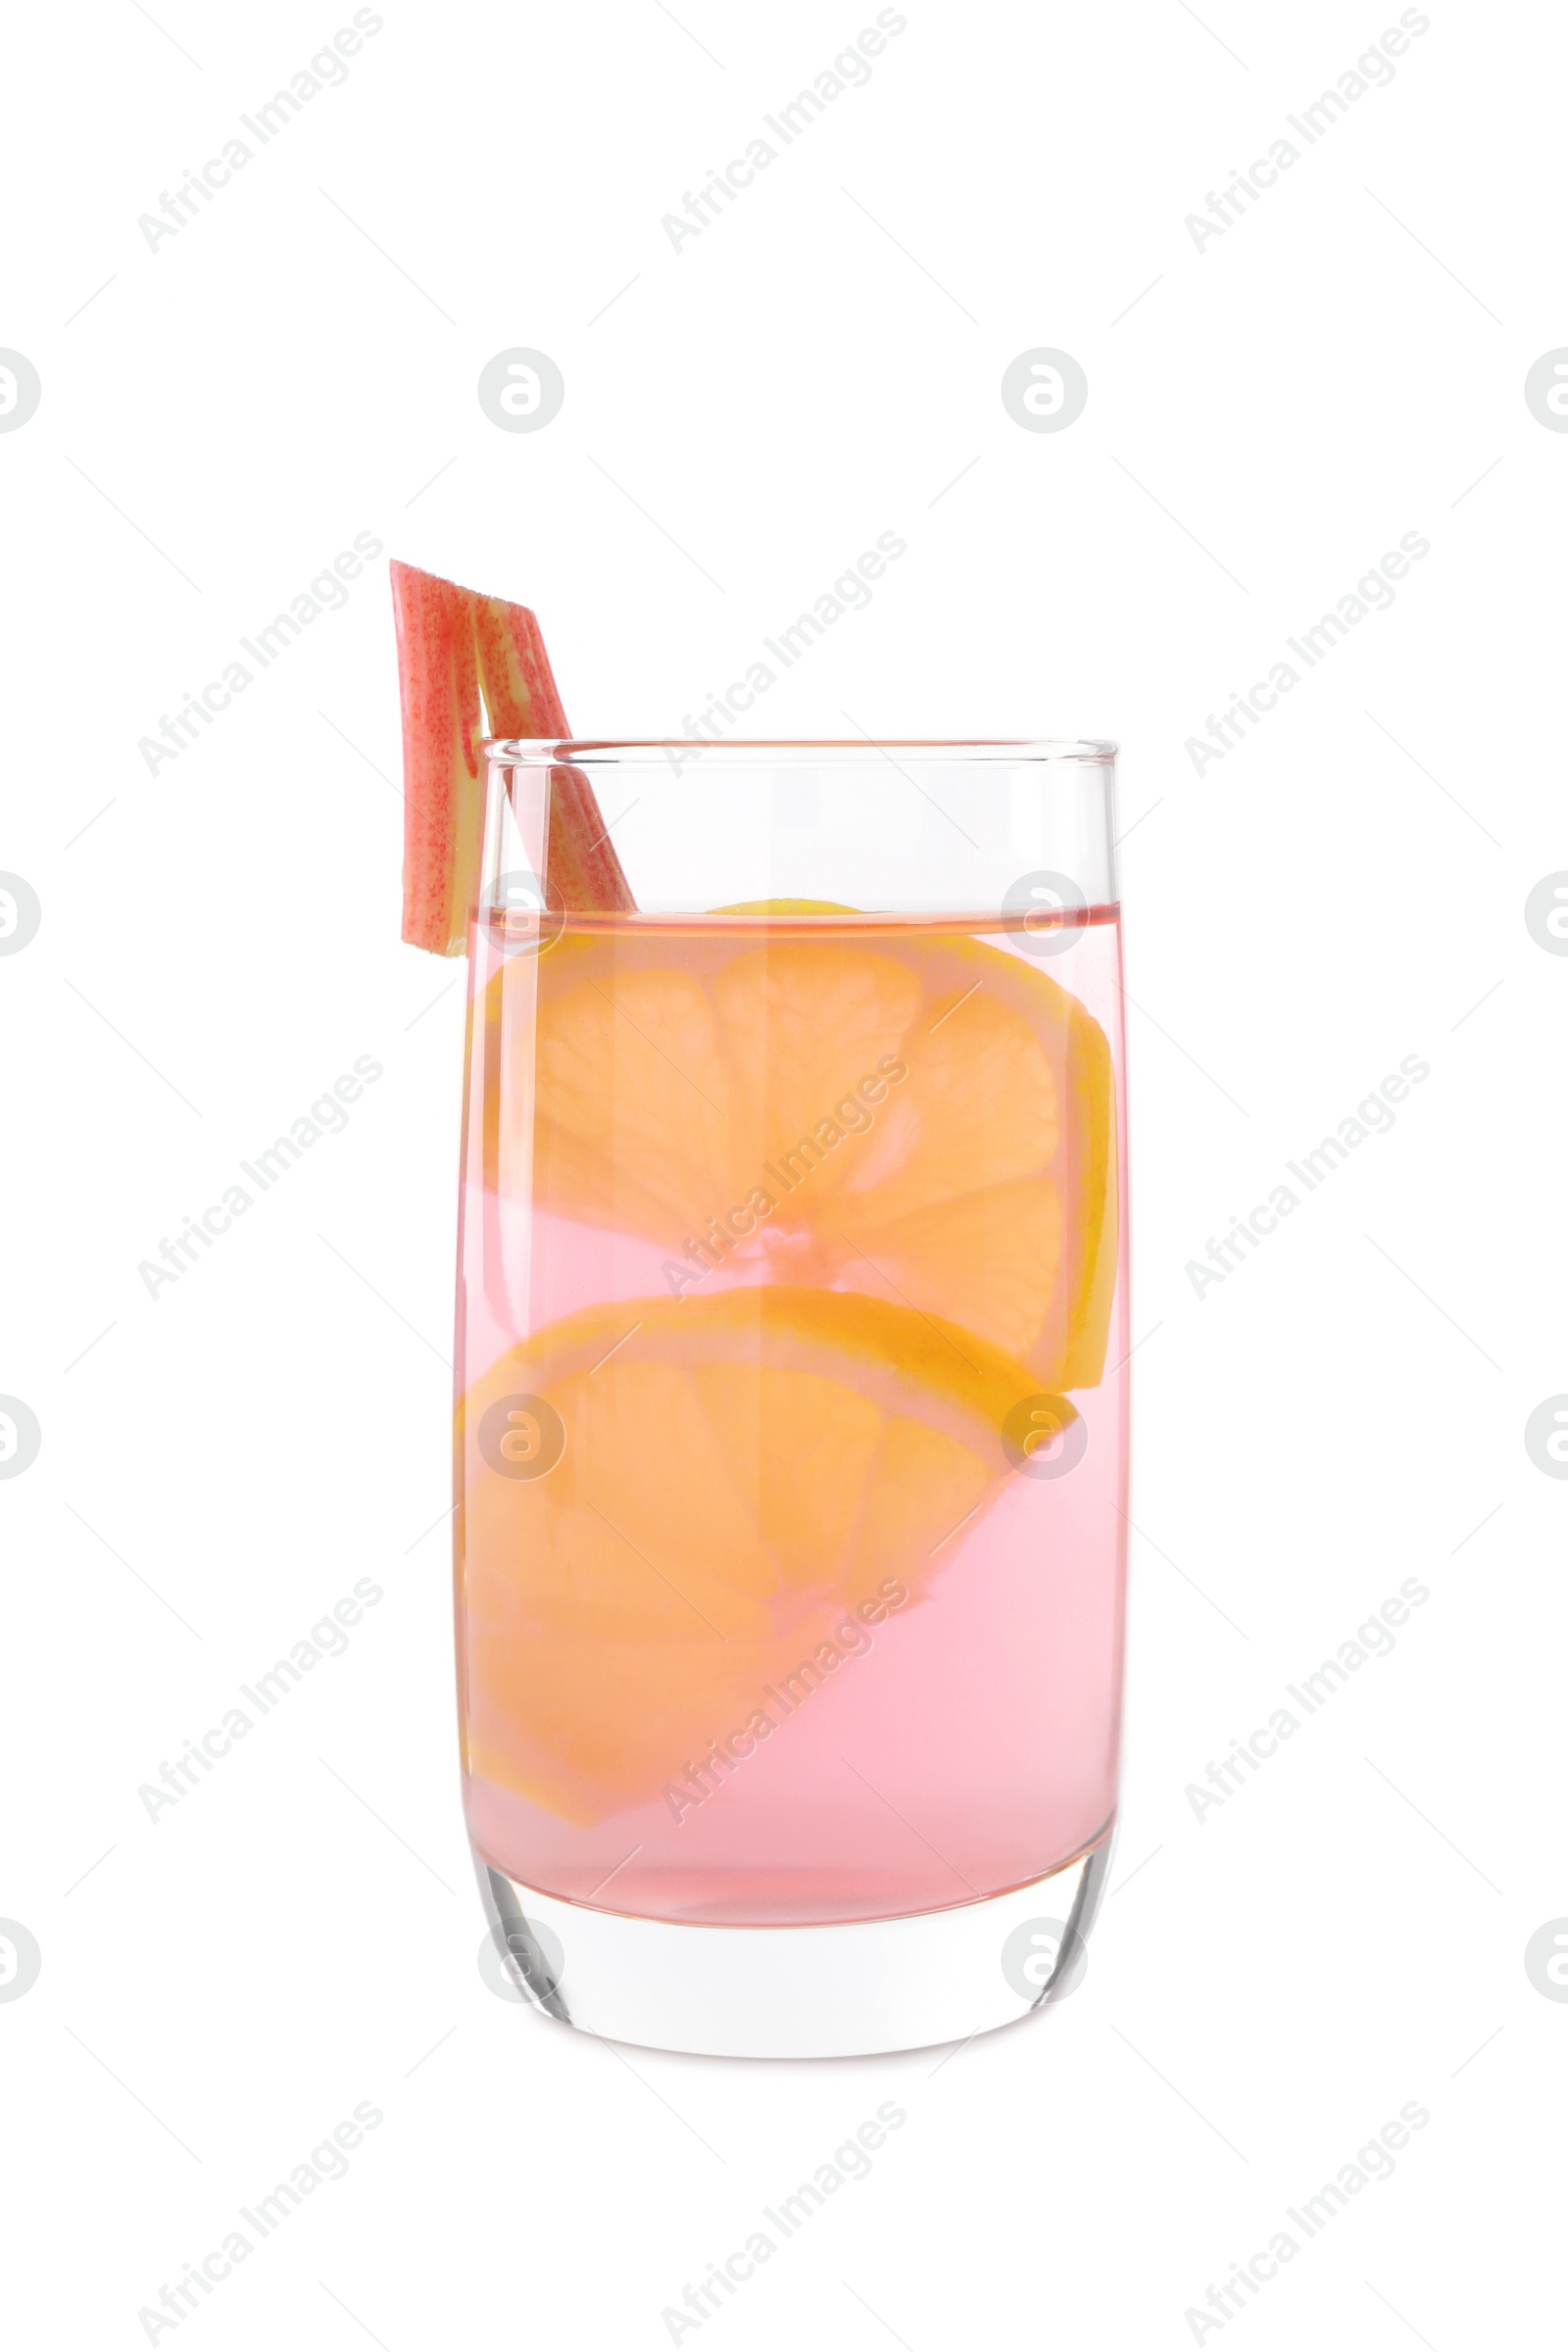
xmin=473 ymin=1830 xmax=1112 ymax=2059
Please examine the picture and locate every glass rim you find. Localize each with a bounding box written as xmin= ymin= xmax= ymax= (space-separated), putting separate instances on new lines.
xmin=482 ymin=736 xmax=1117 ymax=766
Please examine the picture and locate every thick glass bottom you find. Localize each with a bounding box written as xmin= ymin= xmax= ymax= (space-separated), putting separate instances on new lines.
xmin=473 ymin=1828 xmax=1111 ymax=2058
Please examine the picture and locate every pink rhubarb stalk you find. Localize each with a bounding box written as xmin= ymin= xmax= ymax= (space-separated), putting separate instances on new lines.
xmin=391 ymin=561 xmax=632 ymax=956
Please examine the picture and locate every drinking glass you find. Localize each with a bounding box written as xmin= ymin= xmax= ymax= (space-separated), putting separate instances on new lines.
xmin=457 ymin=740 xmax=1127 ymax=2056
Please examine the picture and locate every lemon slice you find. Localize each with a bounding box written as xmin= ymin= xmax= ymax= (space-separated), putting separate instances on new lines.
xmin=460 ymin=1285 xmax=1054 ymax=1824
xmin=487 ymin=924 xmax=1117 ymax=1389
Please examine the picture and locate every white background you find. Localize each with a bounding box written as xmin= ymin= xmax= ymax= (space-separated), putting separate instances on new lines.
xmin=3 ymin=0 xmax=1564 ymax=2343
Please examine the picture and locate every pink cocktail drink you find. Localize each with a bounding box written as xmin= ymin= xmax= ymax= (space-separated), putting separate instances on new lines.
xmin=385 ymin=568 xmax=1129 ymax=2047
xmin=456 ymin=905 xmax=1127 ymax=1931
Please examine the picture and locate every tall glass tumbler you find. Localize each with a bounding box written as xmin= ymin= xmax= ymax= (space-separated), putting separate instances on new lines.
xmin=456 ymin=741 xmax=1127 ymax=2056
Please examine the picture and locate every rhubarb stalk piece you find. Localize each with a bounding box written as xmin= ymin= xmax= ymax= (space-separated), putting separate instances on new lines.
xmin=391 ymin=561 xmax=633 ymax=956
